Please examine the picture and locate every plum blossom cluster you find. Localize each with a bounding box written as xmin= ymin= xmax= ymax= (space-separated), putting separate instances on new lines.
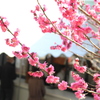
xmin=74 ymin=63 xmax=87 ymax=73
xmin=0 ymin=17 xmax=20 ymax=47
xmin=85 ymin=1 xmax=100 ymax=20
xmin=46 ymin=75 xmax=60 ymax=84
xmin=6 ymin=29 xmax=20 ymax=47
xmin=93 ymin=73 xmax=100 ymax=85
xmin=31 ymin=0 xmax=94 ymax=48
xmin=71 ymin=71 xmax=88 ymax=99
xmin=27 ymin=58 xmax=68 ymax=91
xmin=71 ymin=72 xmax=88 ymax=90
xmin=28 ymin=52 xmax=39 ymax=66
xmin=5 ymin=37 xmax=19 ymax=47
xmin=46 ymin=75 xmax=68 ymax=91
xmin=93 ymin=87 xmax=100 ymax=100
xmin=31 ymin=5 xmax=57 ymax=33
xmin=0 ymin=17 xmax=19 ymax=47
xmin=73 ymin=58 xmax=87 ymax=73
xmin=1 ymin=0 xmax=100 ymax=100
xmin=50 ymin=40 xmax=72 ymax=52
xmin=75 ymin=90 xmax=86 ymax=99
xmin=28 ymin=60 xmax=68 ymax=91
xmin=12 ymin=44 xmax=30 ymax=59
xmin=55 ymin=0 xmax=100 ymax=40
xmin=71 ymin=71 xmax=82 ymax=81
xmin=72 ymin=60 xmax=100 ymax=99
xmin=28 ymin=71 xmax=44 ymax=78
xmin=31 ymin=4 xmax=75 ymax=52
xmin=0 ymin=16 xmax=9 ymax=32
xmin=58 ymin=81 xmax=68 ymax=90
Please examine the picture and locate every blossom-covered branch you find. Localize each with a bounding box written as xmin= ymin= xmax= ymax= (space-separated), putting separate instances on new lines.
xmin=1 ymin=0 xmax=100 ymax=99
xmin=35 ymin=0 xmax=100 ymax=57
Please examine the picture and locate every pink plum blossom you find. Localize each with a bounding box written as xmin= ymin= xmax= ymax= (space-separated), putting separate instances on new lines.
xmin=58 ymin=81 xmax=68 ymax=91
xmin=71 ymin=71 xmax=82 ymax=81
xmin=5 ymin=39 xmax=10 ymax=45
xmin=46 ymin=75 xmax=60 ymax=84
xmin=35 ymin=5 xmax=40 ymax=11
xmin=38 ymin=62 xmax=47 ymax=69
xmin=12 ymin=51 xmax=23 ymax=59
xmin=96 ymin=88 xmax=100 ymax=94
xmin=75 ymin=90 xmax=85 ymax=99
xmin=45 ymin=64 xmax=55 ymax=75
xmin=46 ymin=75 xmax=55 ymax=84
xmin=31 ymin=71 xmax=44 ymax=78
xmin=94 ymin=4 xmax=100 ymax=12
xmin=5 ymin=38 xmax=19 ymax=47
xmin=43 ymin=5 xmax=47 ymax=12
xmin=61 ymin=47 xmax=67 ymax=52
xmin=28 ymin=71 xmax=33 ymax=76
xmin=93 ymin=87 xmax=100 ymax=100
xmin=0 ymin=18 xmax=9 ymax=32
xmin=53 ymin=76 xmax=60 ymax=83
xmin=21 ymin=52 xmax=29 ymax=58
xmin=12 ymin=51 xmax=28 ymax=59
xmin=28 ymin=71 xmax=44 ymax=78
xmin=13 ymin=28 xmax=20 ymax=37
xmin=74 ymin=63 xmax=87 ymax=73
xmin=28 ymin=57 xmax=39 ymax=66
xmin=93 ymin=73 xmax=100 ymax=84
xmin=93 ymin=93 xmax=100 ymax=100
xmin=71 ymin=79 xmax=88 ymax=91
xmin=30 ymin=52 xmax=37 ymax=59
xmin=22 ymin=44 xmax=30 ymax=52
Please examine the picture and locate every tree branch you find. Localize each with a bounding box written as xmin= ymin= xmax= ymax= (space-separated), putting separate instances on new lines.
xmin=78 ymin=6 xmax=100 ymax=25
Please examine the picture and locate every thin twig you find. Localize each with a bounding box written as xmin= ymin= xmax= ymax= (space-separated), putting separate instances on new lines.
xmin=79 ymin=26 xmax=100 ymax=50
